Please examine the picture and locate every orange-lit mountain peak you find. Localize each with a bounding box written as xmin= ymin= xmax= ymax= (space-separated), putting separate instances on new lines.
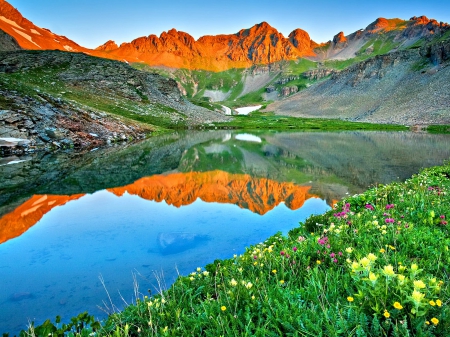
xmin=108 ymin=170 xmax=317 ymax=215
xmin=0 ymin=194 xmax=84 ymax=244
xmin=95 ymin=39 xmax=119 ymax=51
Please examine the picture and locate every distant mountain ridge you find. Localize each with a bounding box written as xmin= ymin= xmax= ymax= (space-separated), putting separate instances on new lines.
xmin=0 ymin=0 xmax=448 ymax=71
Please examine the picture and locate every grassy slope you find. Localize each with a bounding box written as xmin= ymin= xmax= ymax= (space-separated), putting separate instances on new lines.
xmin=24 ymin=161 xmax=450 ymax=336
xmin=0 ymin=57 xmax=189 ymax=130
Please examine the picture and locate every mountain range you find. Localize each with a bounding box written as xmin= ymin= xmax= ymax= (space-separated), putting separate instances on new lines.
xmin=1 ymin=0 xmax=448 ymax=71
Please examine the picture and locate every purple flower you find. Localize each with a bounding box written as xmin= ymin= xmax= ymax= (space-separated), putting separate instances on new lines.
xmin=330 ymin=253 xmax=335 ymax=258
xmin=333 ymin=258 xmax=338 ymax=263
xmin=293 ymin=246 xmax=298 ymax=252
xmin=338 ymin=252 xmax=343 ymax=256
xmin=441 ymin=215 xmax=446 ymax=219
xmin=326 ymin=244 xmax=331 ymax=249
xmin=253 ymin=255 xmax=258 ymax=260
xmin=365 ymin=204 xmax=374 ymax=211
xmin=385 ymin=218 xmax=395 ymax=223
xmin=280 ymin=251 xmax=285 ymax=256
xmin=386 ymin=204 xmax=395 ymax=210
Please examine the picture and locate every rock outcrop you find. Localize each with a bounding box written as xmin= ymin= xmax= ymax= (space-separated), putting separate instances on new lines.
xmin=0 ymin=28 xmax=20 ymax=51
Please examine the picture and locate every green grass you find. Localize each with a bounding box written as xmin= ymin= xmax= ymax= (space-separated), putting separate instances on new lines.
xmin=211 ymin=113 xmax=410 ymax=132
xmin=21 ymin=161 xmax=450 ymax=336
xmin=427 ymin=125 xmax=450 ymax=134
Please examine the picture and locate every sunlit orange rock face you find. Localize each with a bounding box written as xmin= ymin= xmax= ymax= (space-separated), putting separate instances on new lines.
xmin=100 ymin=22 xmax=317 ymax=71
xmin=0 ymin=194 xmax=84 ymax=244
xmin=108 ymin=170 xmax=315 ymax=215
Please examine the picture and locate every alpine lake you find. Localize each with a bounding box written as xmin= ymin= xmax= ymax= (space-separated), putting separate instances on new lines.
xmin=1 ymin=129 xmax=450 ymax=334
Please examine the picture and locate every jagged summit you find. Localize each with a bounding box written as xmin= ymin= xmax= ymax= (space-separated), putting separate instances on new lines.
xmin=0 ymin=0 xmax=448 ymax=71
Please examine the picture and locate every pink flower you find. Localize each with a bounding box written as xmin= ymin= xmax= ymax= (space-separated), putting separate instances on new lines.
xmin=298 ymin=236 xmax=306 ymax=242
xmin=253 ymin=255 xmax=258 ymax=260
xmin=330 ymin=253 xmax=335 ymax=258
xmin=333 ymin=259 xmax=338 ymax=263
xmin=365 ymin=204 xmax=374 ymax=211
xmin=440 ymin=215 xmax=446 ymax=219
xmin=293 ymin=246 xmax=298 ymax=252
xmin=386 ymin=204 xmax=395 ymax=210
xmin=338 ymin=252 xmax=343 ymax=256
xmin=280 ymin=251 xmax=285 ymax=256
xmin=385 ymin=218 xmax=395 ymax=223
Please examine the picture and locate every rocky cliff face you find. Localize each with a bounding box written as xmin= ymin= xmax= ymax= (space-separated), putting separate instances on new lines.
xmin=0 ymin=28 xmax=20 ymax=51
xmin=101 ymin=22 xmax=317 ymax=71
xmin=266 ymin=38 xmax=450 ymax=125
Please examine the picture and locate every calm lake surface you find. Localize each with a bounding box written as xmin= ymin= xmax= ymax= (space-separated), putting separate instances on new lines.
xmin=1 ymin=130 xmax=450 ymax=333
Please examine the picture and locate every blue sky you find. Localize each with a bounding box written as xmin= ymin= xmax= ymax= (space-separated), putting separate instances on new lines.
xmin=7 ymin=0 xmax=450 ymax=49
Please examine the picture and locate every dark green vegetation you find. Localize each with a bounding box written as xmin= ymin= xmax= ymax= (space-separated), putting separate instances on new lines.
xmin=427 ymin=125 xmax=450 ymax=134
xmin=212 ymin=112 xmax=409 ymax=131
xmin=17 ymin=162 xmax=450 ymax=336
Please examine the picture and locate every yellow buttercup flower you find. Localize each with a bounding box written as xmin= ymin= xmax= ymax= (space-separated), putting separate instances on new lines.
xmin=379 ymin=248 xmax=386 ymax=253
xmin=279 ymin=280 xmax=285 ymax=285
xmin=431 ymin=317 xmax=439 ymax=325
xmin=411 ymin=263 xmax=418 ymax=272
xmin=230 ymin=278 xmax=238 ymax=287
xmin=272 ymin=269 xmax=277 ymax=274
xmin=383 ymin=310 xmax=390 ymax=318
xmin=436 ymin=299 xmax=442 ymax=307
xmin=221 ymin=306 xmax=227 ymax=311
xmin=393 ymin=302 xmax=403 ymax=310
xmin=429 ymin=300 xmax=436 ymax=306
xmin=245 ymin=282 xmax=253 ymax=289
xmin=347 ymin=296 xmax=354 ymax=302
xmin=316 ymin=260 xmax=321 ymax=264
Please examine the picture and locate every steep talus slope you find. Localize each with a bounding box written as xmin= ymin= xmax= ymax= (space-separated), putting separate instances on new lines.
xmin=0 ymin=50 xmax=229 ymax=152
xmin=266 ymin=38 xmax=450 ymax=125
xmin=0 ymin=27 xmax=20 ymax=51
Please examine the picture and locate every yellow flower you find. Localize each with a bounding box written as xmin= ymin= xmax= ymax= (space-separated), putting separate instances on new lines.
xmin=230 ymin=278 xmax=238 ymax=287
xmin=367 ymin=253 xmax=377 ymax=261
xmin=279 ymin=280 xmax=285 ymax=285
xmin=189 ymin=276 xmax=194 ymax=281
xmin=425 ymin=321 xmax=430 ymax=325
xmin=360 ymin=257 xmax=371 ymax=268
xmin=197 ymin=267 xmax=201 ymax=272
xmin=383 ymin=265 xmax=396 ymax=277
xmin=398 ymin=265 xmax=407 ymax=273
xmin=369 ymin=272 xmax=378 ymax=282
xmin=414 ymin=280 xmax=426 ymax=289
xmin=345 ymin=247 xmax=353 ymax=254
xmin=383 ymin=310 xmax=390 ymax=318
xmin=411 ymin=263 xmax=418 ymax=272
xmin=251 ymin=295 xmax=255 ymax=300
xmin=245 ymin=282 xmax=253 ymax=289
xmin=411 ymin=290 xmax=425 ymax=304
xmin=397 ymin=274 xmax=406 ymax=283
xmin=351 ymin=261 xmax=359 ymax=270
xmin=436 ymin=299 xmax=442 ymax=307
xmin=347 ymin=296 xmax=354 ymax=302
xmin=393 ymin=302 xmax=403 ymax=310
xmin=203 ymin=271 xmax=209 ymax=276
xmin=272 ymin=269 xmax=277 ymax=274
xmin=316 ymin=260 xmax=321 ymax=264
xmin=388 ymin=245 xmax=396 ymax=250
xmin=379 ymin=248 xmax=386 ymax=253
xmin=431 ymin=317 xmax=439 ymax=325
xmin=162 ymin=326 xmax=168 ymax=333
xmin=429 ymin=300 xmax=436 ymax=306
xmin=221 ymin=306 xmax=227 ymax=311
xmin=233 ymin=254 xmax=237 ymax=258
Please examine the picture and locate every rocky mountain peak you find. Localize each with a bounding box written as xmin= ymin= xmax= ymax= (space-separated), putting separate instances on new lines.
xmin=288 ymin=28 xmax=315 ymax=51
xmin=95 ymin=40 xmax=118 ymax=51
